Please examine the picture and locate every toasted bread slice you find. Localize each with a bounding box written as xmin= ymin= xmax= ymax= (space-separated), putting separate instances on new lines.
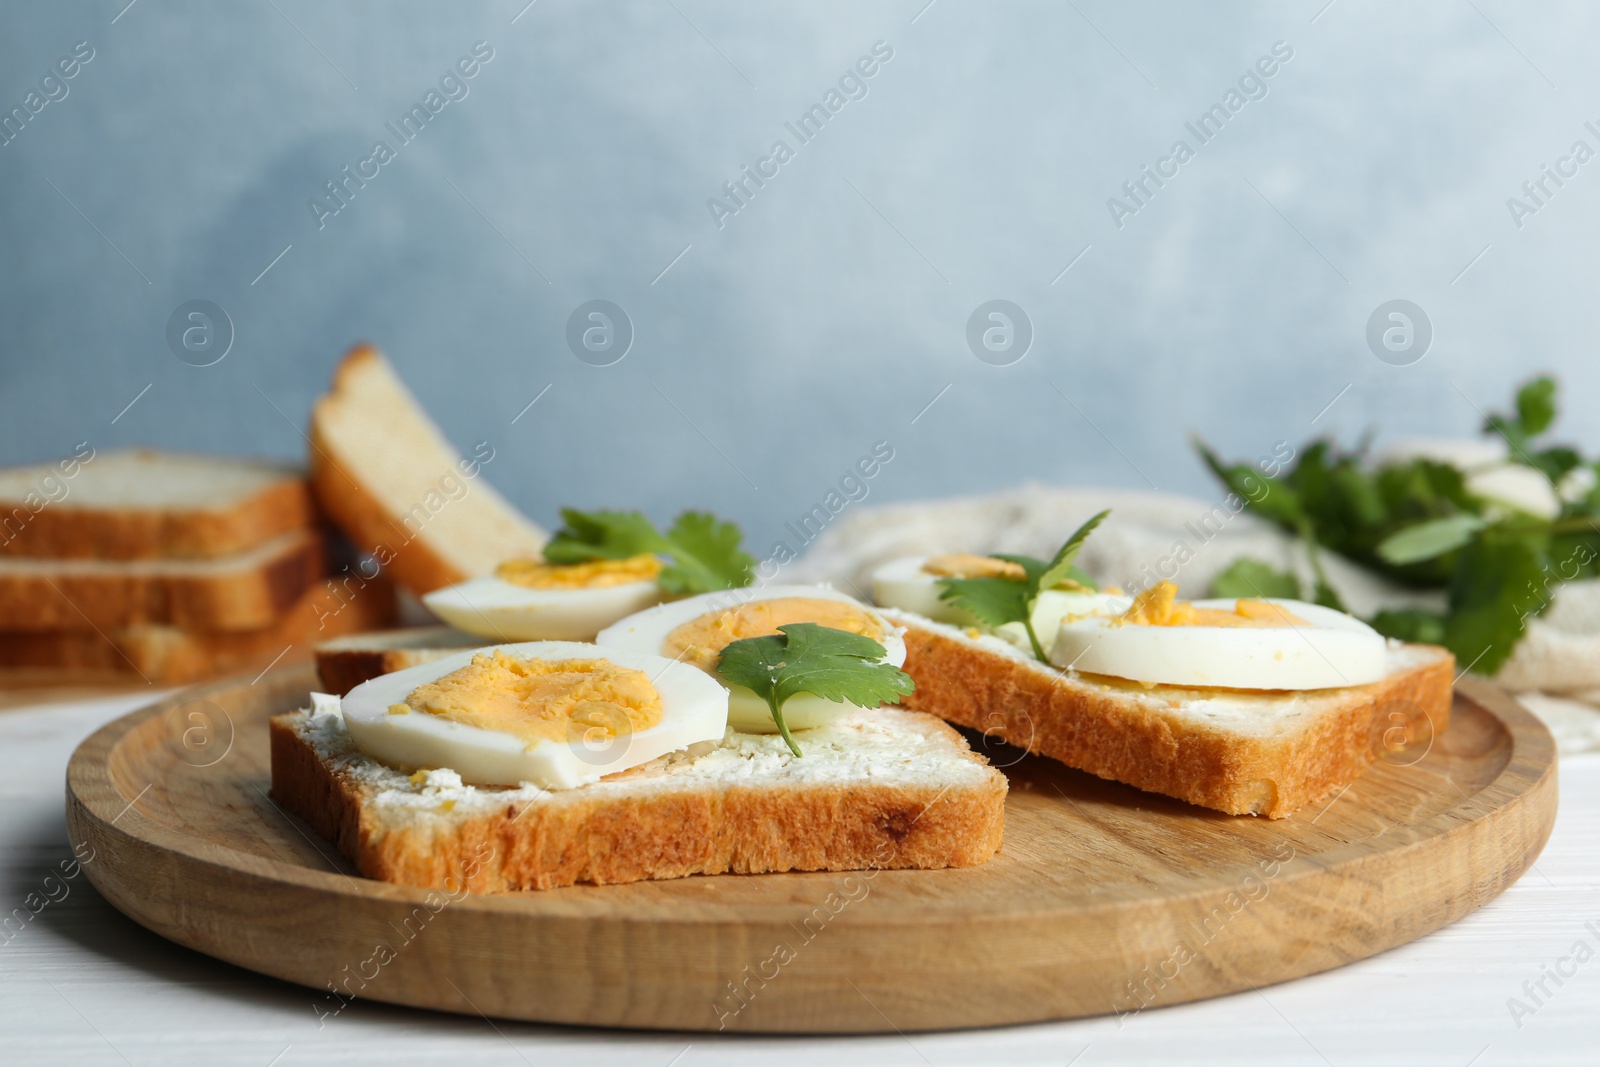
xmin=0 ymin=450 xmax=316 ymax=560
xmin=0 ymin=529 xmax=324 ymax=632
xmin=270 ymin=700 xmax=1007 ymax=892
xmin=310 ymin=345 xmax=546 ymax=596
xmin=0 ymin=571 xmax=396 ymax=684
xmin=314 ymin=625 xmax=483 ymax=695
xmin=885 ymin=609 xmax=1454 ymax=819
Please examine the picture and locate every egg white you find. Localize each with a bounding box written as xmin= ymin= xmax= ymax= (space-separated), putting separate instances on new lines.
xmin=339 ymin=640 xmax=728 ymax=789
xmin=870 ymin=556 xmax=976 ymax=623
xmin=595 ymin=584 xmax=906 ymax=733
xmin=992 ymin=589 xmax=1132 ymax=655
xmin=1050 ymin=598 xmax=1389 ymax=690
xmin=421 ymin=576 xmax=666 ymax=641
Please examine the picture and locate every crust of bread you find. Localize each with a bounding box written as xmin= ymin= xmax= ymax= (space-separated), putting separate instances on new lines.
xmin=0 ymin=573 xmax=396 ymax=684
xmin=269 ymin=709 xmax=1007 ymax=892
xmin=896 ymin=617 xmax=1454 ymax=819
xmin=310 ymin=344 xmax=545 ymax=596
xmin=310 ymin=347 xmax=465 ymax=594
xmin=0 ymin=530 xmax=325 ymax=632
xmin=314 ymin=625 xmax=481 ymax=695
xmin=310 ymin=437 xmax=465 ymax=596
xmin=0 ymin=453 xmax=316 ymax=560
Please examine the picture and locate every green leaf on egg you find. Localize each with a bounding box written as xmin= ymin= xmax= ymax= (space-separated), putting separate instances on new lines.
xmin=935 ymin=576 xmax=1033 ymax=630
xmin=543 ymin=508 xmax=667 ymax=563
xmin=657 ymin=511 xmax=756 ymax=594
xmin=715 ymin=623 xmax=915 ymax=758
xmin=543 ymin=507 xmax=754 ymax=594
xmin=1035 ymin=509 xmax=1109 ymax=593
xmin=935 ymin=510 xmax=1112 ymax=662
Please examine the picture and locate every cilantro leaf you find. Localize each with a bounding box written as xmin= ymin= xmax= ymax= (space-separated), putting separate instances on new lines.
xmin=1196 ymin=441 xmax=1307 ymax=527
xmin=1311 ymin=578 xmax=1348 ymax=612
xmin=1376 ymin=514 xmax=1487 ymax=565
xmin=989 ymin=553 xmax=1047 ymax=582
xmin=543 ymin=509 xmax=666 ymax=563
xmin=1444 ymin=535 xmax=1548 ymax=675
xmin=1038 ymin=510 xmax=1109 ymax=592
xmin=1484 ymin=414 xmax=1531 ymax=462
xmin=982 ymin=552 xmax=1100 ymax=593
xmin=1516 ymin=376 xmax=1558 ymax=437
xmin=1531 ymin=446 xmax=1582 ymax=484
xmin=542 ymin=508 xmax=753 ymax=594
xmin=658 ymin=511 xmax=755 ymax=594
xmin=936 ymin=510 xmax=1111 ymax=661
xmin=1061 ymin=565 xmax=1101 ymax=591
xmin=1210 ymin=558 xmax=1300 ymax=599
xmin=937 ymin=575 xmax=1032 ymax=629
xmin=1487 ymin=376 xmax=1560 ymax=474
xmin=1370 ymin=608 xmax=1447 ymax=646
xmin=715 ymin=623 xmax=915 ymax=757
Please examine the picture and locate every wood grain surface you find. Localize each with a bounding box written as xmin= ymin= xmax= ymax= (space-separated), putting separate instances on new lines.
xmin=63 ymin=665 xmax=1557 ymax=1034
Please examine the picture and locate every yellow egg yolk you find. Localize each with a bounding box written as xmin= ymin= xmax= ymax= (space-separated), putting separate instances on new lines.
xmin=1123 ymin=581 xmax=1309 ymax=628
xmin=391 ymin=650 xmax=663 ymax=746
xmin=495 ymin=554 xmax=663 ymax=589
xmin=921 ymin=553 xmax=1025 ymax=580
xmin=662 ymin=597 xmax=886 ymax=673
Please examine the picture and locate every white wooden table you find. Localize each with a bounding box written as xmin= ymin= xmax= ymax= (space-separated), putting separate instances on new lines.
xmin=4 ymin=688 xmax=1596 ymax=1066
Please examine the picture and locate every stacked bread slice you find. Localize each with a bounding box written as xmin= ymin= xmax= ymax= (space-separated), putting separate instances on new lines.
xmin=0 ymin=450 xmax=395 ymax=684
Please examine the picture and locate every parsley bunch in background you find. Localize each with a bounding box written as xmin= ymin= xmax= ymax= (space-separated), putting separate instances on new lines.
xmin=1199 ymin=376 xmax=1600 ymax=675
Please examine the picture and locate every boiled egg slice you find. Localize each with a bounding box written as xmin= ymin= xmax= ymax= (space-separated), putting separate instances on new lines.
xmin=992 ymin=588 xmax=1131 ymax=655
xmin=339 ymin=640 xmax=728 ymax=789
xmin=1049 ymin=582 xmax=1388 ymax=690
xmin=870 ymin=555 xmax=979 ymax=622
xmin=596 ymin=584 xmax=906 ymax=733
xmin=421 ymin=555 xmax=668 ymax=641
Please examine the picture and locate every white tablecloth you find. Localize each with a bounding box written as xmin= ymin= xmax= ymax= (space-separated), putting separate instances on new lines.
xmin=4 ymin=689 xmax=1597 ymax=1066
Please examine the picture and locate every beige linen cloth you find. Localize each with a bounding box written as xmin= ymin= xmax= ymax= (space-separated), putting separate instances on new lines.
xmin=789 ymin=484 xmax=1600 ymax=755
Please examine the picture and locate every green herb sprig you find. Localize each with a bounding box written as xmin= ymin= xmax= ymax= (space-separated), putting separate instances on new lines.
xmin=715 ymin=623 xmax=915 ymax=757
xmin=934 ymin=510 xmax=1110 ymax=661
xmin=542 ymin=508 xmax=755 ymax=594
xmin=1199 ymin=376 xmax=1600 ymax=675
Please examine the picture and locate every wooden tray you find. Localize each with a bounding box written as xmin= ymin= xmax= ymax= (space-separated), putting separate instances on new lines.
xmin=65 ymin=665 xmax=1556 ymax=1033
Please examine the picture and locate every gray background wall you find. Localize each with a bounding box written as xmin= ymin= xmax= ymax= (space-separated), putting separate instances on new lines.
xmin=2 ymin=0 xmax=1594 ymax=557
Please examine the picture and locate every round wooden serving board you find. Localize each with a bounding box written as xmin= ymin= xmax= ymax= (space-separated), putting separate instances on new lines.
xmin=66 ymin=665 xmax=1556 ymax=1034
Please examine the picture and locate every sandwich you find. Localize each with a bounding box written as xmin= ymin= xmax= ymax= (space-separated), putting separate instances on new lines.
xmin=868 ymin=511 xmax=1454 ymax=818
xmin=271 ymin=508 xmax=1007 ymax=892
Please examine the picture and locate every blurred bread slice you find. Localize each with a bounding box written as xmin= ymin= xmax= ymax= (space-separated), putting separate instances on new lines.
xmin=0 ymin=572 xmax=396 ymax=685
xmin=314 ymin=625 xmax=482 ymax=695
xmin=310 ymin=345 xmax=546 ymax=595
xmin=0 ymin=529 xmax=323 ymax=632
xmin=0 ymin=449 xmax=315 ymax=559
